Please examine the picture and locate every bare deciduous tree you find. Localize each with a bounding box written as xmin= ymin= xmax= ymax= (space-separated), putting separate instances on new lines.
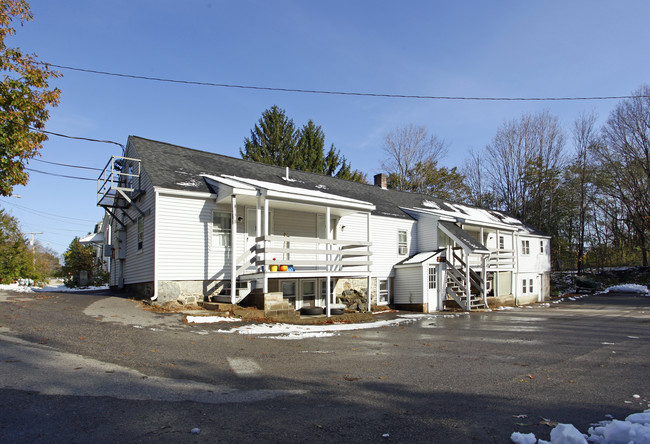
xmin=380 ymin=124 xmax=447 ymax=191
xmin=596 ymin=84 xmax=650 ymax=265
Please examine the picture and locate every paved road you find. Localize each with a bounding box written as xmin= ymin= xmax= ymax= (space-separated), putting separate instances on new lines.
xmin=0 ymin=290 xmax=648 ymax=443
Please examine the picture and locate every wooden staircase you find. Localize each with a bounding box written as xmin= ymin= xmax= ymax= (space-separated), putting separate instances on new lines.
xmin=445 ymin=251 xmax=488 ymax=311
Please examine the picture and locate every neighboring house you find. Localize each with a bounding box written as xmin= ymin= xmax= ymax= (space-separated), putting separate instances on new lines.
xmin=79 ymin=213 xmax=112 ymax=273
xmin=96 ymin=136 xmax=551 ymax=314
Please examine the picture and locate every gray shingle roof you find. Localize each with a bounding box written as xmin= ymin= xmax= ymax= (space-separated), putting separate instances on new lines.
xmin=128 ymin=135 xmax=459 ymax=220
xmin=127 ymin=135 xmax=547 ymax=237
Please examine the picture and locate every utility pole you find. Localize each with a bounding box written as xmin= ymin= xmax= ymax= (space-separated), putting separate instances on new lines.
xmin=25 ymin=232 xmax=43 ymax=275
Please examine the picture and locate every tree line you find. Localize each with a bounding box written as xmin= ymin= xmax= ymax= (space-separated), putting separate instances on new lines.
xmin=242 ymin=87 xmax=650 ymax=272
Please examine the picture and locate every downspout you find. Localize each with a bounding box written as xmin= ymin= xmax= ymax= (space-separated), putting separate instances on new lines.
xmin=151 ymin=189 xmax=159 ymax=301
xmin=231 ymin=195 xmax=237 ymax=304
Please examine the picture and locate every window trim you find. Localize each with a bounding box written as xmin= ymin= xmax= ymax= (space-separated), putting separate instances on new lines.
xmin=539 ymin=240 xmax=544 ymax=254
xmin=499 ymin=235 xmax=505 ymax=250
xmin=521 ymin=239 xmax=530 ymax=255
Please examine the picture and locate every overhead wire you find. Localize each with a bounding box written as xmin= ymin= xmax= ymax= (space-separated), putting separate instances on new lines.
xmin=40 ymin=61 xmax=650 ymax=102
xmin=0 ymin=199 xmax=99 ymax=224
xmin=31 ymin=158 xmax=102 ymax=171
xmin=25 ymin=167 xmax=96 ymax=181
xmin=0 ymin=114 xmax=124 ymax=150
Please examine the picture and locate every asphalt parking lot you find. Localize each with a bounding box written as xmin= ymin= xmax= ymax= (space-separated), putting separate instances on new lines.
xmin=0 ymin=289 xmax=648 ymax=443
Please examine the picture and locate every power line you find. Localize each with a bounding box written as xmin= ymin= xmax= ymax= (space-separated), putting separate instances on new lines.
xmin=0 ymin=199 xmax=98 ymax=224
xmin=25 ymin=167 xmax=96 ymax=181
xmin=32 ymin=158 xmax=102 ymax=171
xmin=0 ymin=114 xmax=124 ymax=149
xmin=41 ymin=61 xmax=649 ymax=102
xmin=33 ymin=126 xmax=124 ymax=149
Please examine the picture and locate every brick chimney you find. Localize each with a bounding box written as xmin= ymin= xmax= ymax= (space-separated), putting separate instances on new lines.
xmin=374 ymin=173 xmax=387 ymax=189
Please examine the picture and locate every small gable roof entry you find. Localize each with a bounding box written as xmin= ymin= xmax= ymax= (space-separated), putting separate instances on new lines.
xmin=439 ymin=220 xmax=490 ymax=254
xmin=395 ymin=250 xmax=444 ymax=268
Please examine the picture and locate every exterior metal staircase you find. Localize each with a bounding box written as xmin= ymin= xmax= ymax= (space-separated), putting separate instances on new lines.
xmin=445 ymin=251 xmax=488 ymax=311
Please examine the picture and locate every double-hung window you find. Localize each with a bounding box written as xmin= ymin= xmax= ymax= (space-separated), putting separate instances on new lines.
xmin=213 ymin=210 xmax=232 ymax=248
xmin=398 ymin=230 xmax=408 ymax=256
xmin=137 ymin=216 xmax=144 ymax=250
xmin=539 ymin=240 xmax=545 ymax=254
xmin=499 ymin=236 xmax=505 ymax=250
xmin=521 ymin=240 xmax=530 ymax=255
xmin=378 ymin=279 xmax=389 ymax=304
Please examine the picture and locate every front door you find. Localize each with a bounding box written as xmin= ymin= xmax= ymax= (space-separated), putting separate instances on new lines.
xmin=427 ymin=264 xmax=439 ymax=312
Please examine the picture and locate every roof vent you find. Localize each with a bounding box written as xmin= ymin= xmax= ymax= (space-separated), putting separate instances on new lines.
xmin=374 ymin=173 xmax=387 ymax=189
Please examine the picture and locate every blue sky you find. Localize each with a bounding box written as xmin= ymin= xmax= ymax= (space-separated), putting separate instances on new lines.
xmin=3 ymin=0 xmax=649 ymax=256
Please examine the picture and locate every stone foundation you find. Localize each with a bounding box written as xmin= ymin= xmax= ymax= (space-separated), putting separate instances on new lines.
xmin=155 ymin=279 xmax=222 ymax=305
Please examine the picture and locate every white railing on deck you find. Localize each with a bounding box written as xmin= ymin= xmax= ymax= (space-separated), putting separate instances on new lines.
xmin=249 ymin=234 xmax=372 ymax=273
xmin=467 ymin=249 xmax=515 ymax=269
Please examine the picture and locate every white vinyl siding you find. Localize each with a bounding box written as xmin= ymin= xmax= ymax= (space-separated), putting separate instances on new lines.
xmin=157 ymin=194 xmax=242 ymax=281
xmin=272 ymin=209 xmax=317 ymax=237
xmin=370 ymin=215 xmax=416 ymax=277
xmin=393 ymin=266 xmax=423 ymax=304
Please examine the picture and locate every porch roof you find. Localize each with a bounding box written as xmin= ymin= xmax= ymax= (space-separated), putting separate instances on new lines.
xmin=79 ymin=231 xmax=104 ymax=245
xmin=202 ymin=174 xmax=376 ymax=212
xmin=439 ymin=221 xmax=490 ymax=254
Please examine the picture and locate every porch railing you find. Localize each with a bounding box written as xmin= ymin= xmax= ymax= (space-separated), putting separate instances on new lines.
xmin=467 ymin=249 xmax=515 ymax=269
xmin=246 ymin=234 xmax=371 ymax=274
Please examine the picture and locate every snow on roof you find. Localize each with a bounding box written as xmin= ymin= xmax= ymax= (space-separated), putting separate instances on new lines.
xmin=407 ymin=201 xmax=542 ymax=235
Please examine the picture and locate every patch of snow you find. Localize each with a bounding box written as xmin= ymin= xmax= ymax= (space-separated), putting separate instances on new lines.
xmin=315 ymin=184 xmax=327 ymax=190
xmin=213 ymin=317 xmax=415 ymax=339
xmin=605 ymin=284 xmax=649 ymax=295
xmin=511 ymin=432 xmax=537 ymax=444
xmin=0 ymin=283 xmax=34 ymax=293
xmin=176 ymin=179 xmax=200 ymax=187
xmin=1 ymin=283 xmax=109 ymax=293
xmin=495 ymin=306 xmax=515 ymax=311
xmin=36 ymin=285 xmax=109 ymax=292
xmin=511 ymin=409 xmax=650 ymax=444
xmin=422 ymin=200 xmax=440 ymax=209
xmin=186 ymin=315 xmax=242 ymax=323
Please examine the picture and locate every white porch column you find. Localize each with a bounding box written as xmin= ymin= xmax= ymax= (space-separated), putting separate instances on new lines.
xmin=230 ymin=195 xmax=237 ymax=304
xmin=465 ymin=248 xmax=471 ymax=312
xmin=367 ymin=212 xmax=372 ymax=312
xmin=263 ymin=197 xmax=269 ymax=294
xmin=325 ymin=207 xmax=331 ymax=317
xmin=481 ymin=255 xmax=487 ymax=306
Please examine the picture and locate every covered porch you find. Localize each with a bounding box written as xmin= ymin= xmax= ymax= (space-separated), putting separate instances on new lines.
xmin=203 ymin=173 xmax=375 ymax=316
